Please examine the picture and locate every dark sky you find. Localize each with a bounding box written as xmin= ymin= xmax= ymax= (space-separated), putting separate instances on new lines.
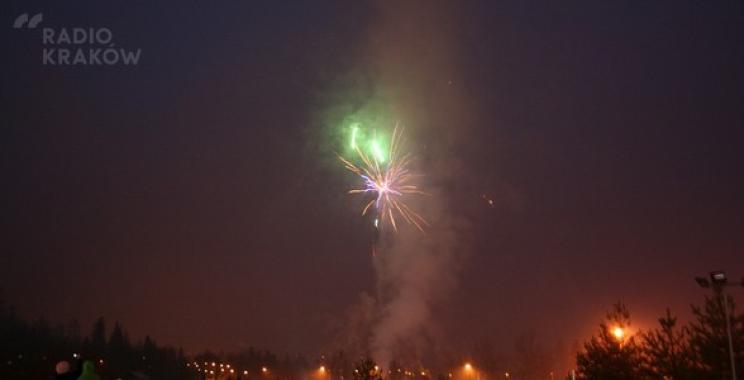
xmin=2 ymin=0 xmax=744 ymax=368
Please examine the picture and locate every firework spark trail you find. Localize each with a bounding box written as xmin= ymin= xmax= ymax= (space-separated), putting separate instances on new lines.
xmin=339 ymin=125 xmax=428 ymax=232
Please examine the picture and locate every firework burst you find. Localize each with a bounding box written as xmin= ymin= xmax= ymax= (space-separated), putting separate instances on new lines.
xmin=339 ymin=124 xmax=427 ymax=232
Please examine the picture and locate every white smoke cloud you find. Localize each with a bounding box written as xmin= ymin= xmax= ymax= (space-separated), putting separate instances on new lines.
xmin=361 ymin=1 xmax=474 ymax=369
xmin=320 ymin=1 xmax=476 ymax=370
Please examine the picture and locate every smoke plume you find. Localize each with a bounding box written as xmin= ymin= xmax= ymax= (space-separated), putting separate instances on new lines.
xmin=361 ymin=2 xmax=474 ymax=368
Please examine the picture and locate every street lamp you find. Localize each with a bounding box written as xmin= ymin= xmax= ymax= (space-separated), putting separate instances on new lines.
xmin=695 ymin=271 xmax=744 ymax=380
xmin=463 ymin=363 xmax=479 ymax=380
xmin=612 ymin=326 xmax=625 ymax=340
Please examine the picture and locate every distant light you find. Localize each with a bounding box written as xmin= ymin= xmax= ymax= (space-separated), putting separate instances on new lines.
xmin=244 ymin=370 xmax=249 ymax=375
xmin=319 ymin=365 xmax=326 ymax=373
xmin=505 ymin=372 xmax=510 ymax=378
xmin=464 ymin=363 xmax=473 ymax=371
xmin=262 ymin=366 xmax=268 ymax=373
xmin=613 ymin=326 xmax=625 ymax=340
xmin=212 ymin=362 xmax=216 ymax=367
xmin=99 ymin=359 xmax=104 ymax=365
xmin=421 ymin=371 xmax=427 ymax=376
xmin=230 ymin=369 xmax=235 ymax=374
xmin=72 ymin=353 xmax=79 ymax=359
xmin=710 ymin=271 xmax=727 ymax=284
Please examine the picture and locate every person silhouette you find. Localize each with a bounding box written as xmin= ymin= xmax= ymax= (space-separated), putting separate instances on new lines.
xmin=76 ymin=360 xmax=101 ymax=380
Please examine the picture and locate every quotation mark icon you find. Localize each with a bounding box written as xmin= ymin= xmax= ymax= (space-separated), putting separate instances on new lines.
xmin=13 ymin=13 xmax=43 ymax=29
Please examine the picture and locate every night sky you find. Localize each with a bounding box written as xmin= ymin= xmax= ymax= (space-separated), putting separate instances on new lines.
xmin=2 ymin=0 xmax=744 ymax=369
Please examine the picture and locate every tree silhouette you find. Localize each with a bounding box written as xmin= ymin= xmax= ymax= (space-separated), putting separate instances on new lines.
xmin=90 ymin=317 xmax=106 ymax=355
xmin=641 ymin=308 xmax=695 ymax=379
xmin=688 ymin=288 xmax=744 ymax=380
xmin=576 ymin=302 xmax=644 ymax=380
xmin=107 ymin=321 xmax=131 ymax=378
xmin=353 ymin=358 xmax=383 ymax=380
xmin=0 ymin=299 xmax=194 ymax=379
xmin=67 ymin=318 xmax=82 ymax=345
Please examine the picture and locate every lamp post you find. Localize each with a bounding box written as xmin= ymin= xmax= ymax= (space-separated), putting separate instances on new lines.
xmin=695 ymin=271 xmax=744 ymax=380
xmin=612 ymin=326 xmax=625 ymax=341
xmin=463 ymin=363 xmax=479 ymax=380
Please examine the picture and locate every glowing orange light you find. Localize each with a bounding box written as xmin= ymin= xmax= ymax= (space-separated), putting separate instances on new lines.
xmin=612 ymin=326 xmax=625 ymax=340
